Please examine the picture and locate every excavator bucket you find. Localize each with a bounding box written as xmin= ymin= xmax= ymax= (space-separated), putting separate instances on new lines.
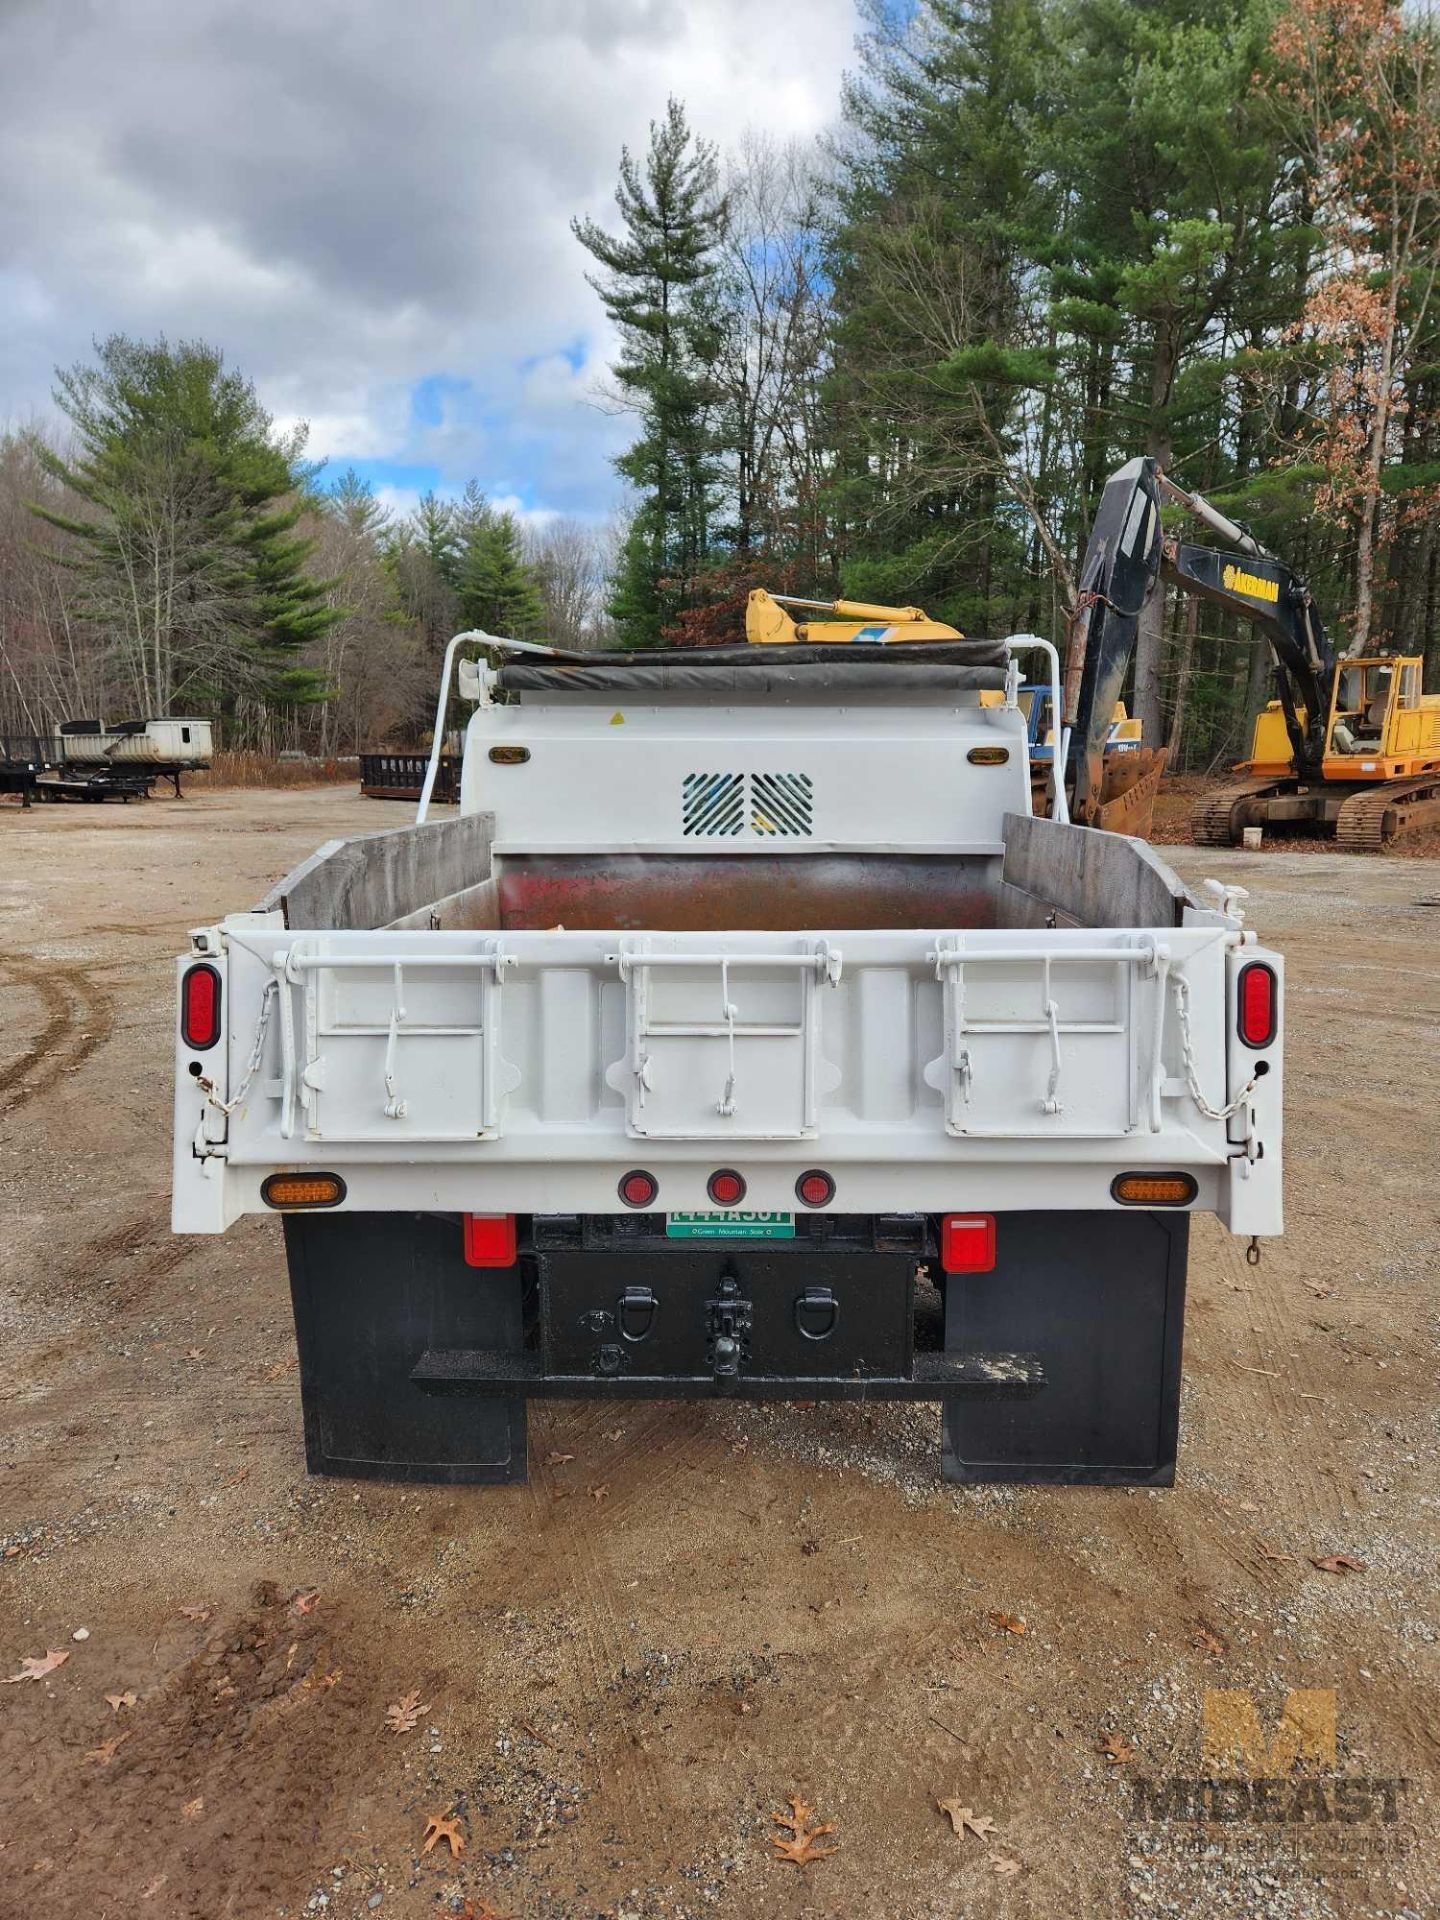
xmin=1093 ymin=747 xmax=1168 ymax=838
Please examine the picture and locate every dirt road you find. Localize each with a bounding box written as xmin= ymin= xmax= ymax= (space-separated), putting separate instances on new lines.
xmin=1 ymin=788 xmax=1436 ymax=1920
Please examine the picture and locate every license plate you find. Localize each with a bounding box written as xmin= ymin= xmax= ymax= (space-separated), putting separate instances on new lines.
xmin=666 ymin=1211 xmax=795 ymax=1240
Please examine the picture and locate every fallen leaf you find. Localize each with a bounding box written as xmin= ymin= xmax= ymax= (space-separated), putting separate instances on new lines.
xmin=457 ymin=1901 xmax=509 ymax=1920
xmin=184 ymin=1348 xmax=205 ymax=1362
xmin=263 ymin=1358 xmax=297 ymax=1381
xmin=422 ymin=1813 xmax=466 ymax=1858
xmin=545 ymin=1451 xmax=575 ymax=1466
xmin=385 ymin=1688 xmax=430 ymax=1734
xmin=85 ymin=1731 xmax=131 ymax=1765
xmin=1256 ymin=1540 xmax=1290 ymax=1563
xmin=1311 ymin=1553 xmax=1367 ymax=1575
xmin=937 ymin=1800 xmax=997 ymax=1840
xmin=178 ymin=1606 xmax=212 ymax=1624
xmin=182 ymin=1797 xmax=204 ymax=1819
xmin=104 ymin=1690 xmax=137 ymax=1714
xmin=292 ymin=1589 xmax=321 ymax=1615
xmin=219 ymin=1468 xmax=249 ymax=1490
xmin=1099 ymin=1731 xmax=1137 ymax=1765
xmin=587 ymin=1484 xmax=610 ymax=1502
xmin=771 ymin=1794 xmax=838 ymax=1866
xmin=1195 ymin=1625 xmax=1228 ymax=1656
xmin=140 ymin=1875 xmax=168 ymax=1899
xmin=988 ymin=1612 xmax=1027 ymax=1636
xmin=2 ymin=1546 xmax=20 ymax=1559
xmin=990 ymin=1854 xmax=1022 ymax=1877
xmin=303 ymin=1666 xmax=343 ymax=1691
xmin=3 ymin=1650 xmax=69 ymax=1684
xmin=603 ymin=1428 xmax=624 ymax=1441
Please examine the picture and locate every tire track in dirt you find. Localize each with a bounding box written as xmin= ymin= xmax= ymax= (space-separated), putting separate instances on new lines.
xmin=0 ymin=951 xmax=115 ymax=1117
xmin=521 ymin=1410 xmax=709 ymax=1859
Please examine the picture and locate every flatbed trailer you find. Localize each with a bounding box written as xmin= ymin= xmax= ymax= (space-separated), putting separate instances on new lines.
xmin=172 ymin=634 xmax=1282 ymax=1488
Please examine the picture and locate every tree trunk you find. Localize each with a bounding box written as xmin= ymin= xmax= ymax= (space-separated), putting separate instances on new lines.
xmin=1167 ymin=593 xmax=1200 ymax=762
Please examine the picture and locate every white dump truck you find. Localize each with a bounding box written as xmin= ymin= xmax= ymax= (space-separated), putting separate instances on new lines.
xmin=171 ymin=557 xmax=1282 ymax=1488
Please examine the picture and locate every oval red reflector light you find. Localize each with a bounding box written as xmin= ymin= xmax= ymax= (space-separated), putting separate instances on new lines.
xmin=619 ymin=1170 xmax=657 ymax=1208
xmin=1237 ymin=962 xmax=1276 ymax=1048
xmin=796 ymin=1170 xmax=834 ymax=1208
xmin=182 ymin=962 xmax=221 ymax=1050
xmin=707 ymin=1169 xmax=746 ymax=1206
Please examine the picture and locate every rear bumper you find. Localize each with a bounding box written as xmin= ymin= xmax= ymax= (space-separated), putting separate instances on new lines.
xmin=283 ymin=1208 xmax=1189 ymax=1488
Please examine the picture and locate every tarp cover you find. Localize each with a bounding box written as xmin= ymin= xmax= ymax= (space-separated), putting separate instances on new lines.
xmin=495 ymin=639 xmax=1010 ymax=697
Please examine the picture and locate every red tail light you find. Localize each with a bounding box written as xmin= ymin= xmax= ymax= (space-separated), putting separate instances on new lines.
xmin=941 ymin=1214 xmax=996 ymax=1274
xmin=707 ymin=1169 xmax=746 ymax=1206
xmin=463 ymin=1213 xmax=517 ymax=1267
xmin=1237 ymin=962 xmax=1276 ymax=1048
xmin=181 ymin=962 xmax=221 ymax=1050
xmin=619 ymin=1170 xmax=658 ymax=1209
xmin=796 ymin=1170 xmax=835 ymax=1208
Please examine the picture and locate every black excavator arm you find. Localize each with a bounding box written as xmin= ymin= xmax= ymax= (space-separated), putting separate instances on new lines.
xmin=1062 ymin=456 xmax=1335 ymax=825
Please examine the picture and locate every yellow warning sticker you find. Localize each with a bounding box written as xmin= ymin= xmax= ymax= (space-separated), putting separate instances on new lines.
xmin=609 ymin=711 xmax=625 ymax=726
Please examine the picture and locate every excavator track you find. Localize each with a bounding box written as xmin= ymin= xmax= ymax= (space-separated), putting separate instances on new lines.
xmin=1334 ymin=775 xmax=1440 ymax=851
xmin=1190 ymin=779 xmax=1286 ymax=847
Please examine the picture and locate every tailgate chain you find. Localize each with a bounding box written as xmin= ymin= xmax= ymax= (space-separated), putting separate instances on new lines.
xmin=198 ymin=978 xmax=278 ymax=1118
xmin=1170 ymin=972 xmax=1256 ymax=1122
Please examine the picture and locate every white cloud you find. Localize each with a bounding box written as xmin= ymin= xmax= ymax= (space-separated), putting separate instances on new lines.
xmin=0 ymin=0 xmax=858 ymax=517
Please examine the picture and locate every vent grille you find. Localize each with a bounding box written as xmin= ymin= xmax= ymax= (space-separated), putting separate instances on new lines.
xmin=682 ymin=771 xmax=813 ymax=838
xmin=750 ymin=771 xmax=813 ymax=836
xmin=682 ymin=772 xmax=745 ymax=837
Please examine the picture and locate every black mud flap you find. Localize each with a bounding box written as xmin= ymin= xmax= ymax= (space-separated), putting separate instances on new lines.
xmin=942 ymin=1210 xmax=1189 ymax=1486
xmin=283 ymin=1213 xmax=527 ymax=1485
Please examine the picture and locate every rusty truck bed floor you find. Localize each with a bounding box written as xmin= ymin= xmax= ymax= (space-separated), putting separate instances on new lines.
xmin=0 ymin=787 xmax=1436 ymax=1919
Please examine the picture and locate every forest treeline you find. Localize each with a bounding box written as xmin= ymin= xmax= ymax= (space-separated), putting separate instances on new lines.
xmin=3 ymin=0 xmax=1437 ymax=766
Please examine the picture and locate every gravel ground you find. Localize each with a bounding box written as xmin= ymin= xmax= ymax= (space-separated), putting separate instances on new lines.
xmin=0 ymin=786 xmax=1435 ymax=1920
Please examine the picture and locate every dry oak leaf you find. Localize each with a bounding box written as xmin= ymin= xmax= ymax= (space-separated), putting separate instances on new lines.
xmin=990 ymin=1854 xmax=1023 ymax=1877
xmin=182 ymin=1798 xmax=204 ymax=1819
xmin=1099 ymin=1731 xmax=1137 ymax=1765
xmin=771 ymin=1794 xmax=838 ymax=1866
xmin=421 ymin=1813 xmax=466 ymax=1859
xmin=1311 ymin=1554 xmax=1367 ymax=1575
xmin=292 ymin=1589 xmax=321 ymax=1615
xmin=219 ymin=1467 xmax=249 ymax=1490
xmin=546 ymin=1451 xmax=575 ymax=1466
xmin=85 ymin=1731 xmax=131 ymax=1765
xmin=385 ymin=1688 xmax=430 ymax=1734
xmin=588 ymin=1484 xmax=610 ymax=1502
xmin=1194 ymin=1625 xmax=1227 ymax=1656
xmin=140 ymin=1875 xmax=168 ymax=1900
xmin=4 ymin=1650 xmax=69 ymax=1684
xmin=988 ymin=1612 xmax=1027 ymax=1636
xmin=105 ymin=1690 xmax=137 ymax=1714
xmin=938 ymin=1800 xmax=997 ymax=1841
xmin=178 ymin=1606 xmax=212 ymax=1624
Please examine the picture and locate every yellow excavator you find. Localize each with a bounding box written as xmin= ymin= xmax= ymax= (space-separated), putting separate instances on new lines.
xmin=1066 ymin=460 xmax=1440 ymax=849
xmin=744 ymin=590 xmax=1164 ymax=830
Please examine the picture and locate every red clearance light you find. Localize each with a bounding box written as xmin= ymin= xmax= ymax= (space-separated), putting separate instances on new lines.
xmin=619 ymin=1169 xmax=658 ymax=1209
xmin=181 ymin=962 xmax=221 ymax=1050
xmin=1237 ymin=961 xmax=1277 ymax=1048
xmin=796 ymin=1169 xmax=835 ymax=1208
xmin=463 ymin=1213 xmax=517 ymax=1267
xmin=707 ymin=1169 xmax=746 ymax=1207
xmin=941 ymin=1213 xmax=996 ymax=1274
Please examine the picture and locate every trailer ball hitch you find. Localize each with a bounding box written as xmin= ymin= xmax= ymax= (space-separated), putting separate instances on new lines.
xmin=705 ymin=1273 xmax=752 ymax=1379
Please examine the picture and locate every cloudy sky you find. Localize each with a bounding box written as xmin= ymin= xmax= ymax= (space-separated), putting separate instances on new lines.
xmin=0 ymin=0 xmax=860 ymax=526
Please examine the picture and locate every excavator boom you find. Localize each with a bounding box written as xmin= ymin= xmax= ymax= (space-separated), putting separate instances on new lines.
xmin=1064 ymin=458 xmax=1335 ymax=825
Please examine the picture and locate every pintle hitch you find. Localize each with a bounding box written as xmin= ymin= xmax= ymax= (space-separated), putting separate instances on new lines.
xmin=705 ymin=1270 xmax=753 ymax=1381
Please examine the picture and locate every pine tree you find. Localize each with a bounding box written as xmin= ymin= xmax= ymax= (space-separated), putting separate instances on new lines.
xmin=32 ymin=333 xmax=337 ymax=718
xmin=459 ymin=511 xmax=545 ymax=638
xmin=573 ymin=98 xmax=729 ymax=645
